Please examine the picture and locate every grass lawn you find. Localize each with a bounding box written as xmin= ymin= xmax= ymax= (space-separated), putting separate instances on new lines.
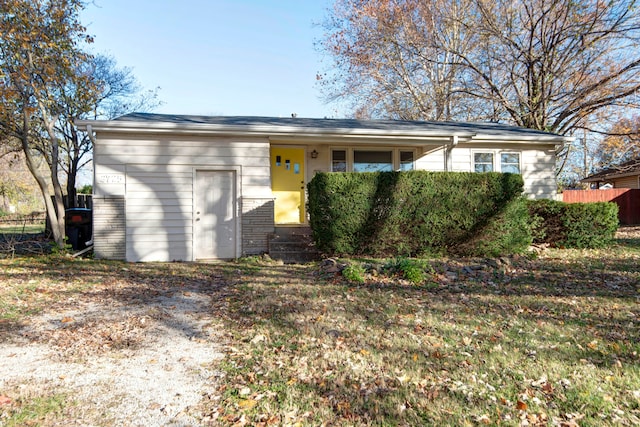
xmin=0 ymin=231 xmax=639 ymax=425
xmin=0 ymin=223 xmax=45 ymax=235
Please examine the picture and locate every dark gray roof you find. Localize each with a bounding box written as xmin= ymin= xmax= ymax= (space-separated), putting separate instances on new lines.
xmin=582 ymin=157 xmax=640 ymax=182
xmin=113 ymin=112 xmax=565 ymax=139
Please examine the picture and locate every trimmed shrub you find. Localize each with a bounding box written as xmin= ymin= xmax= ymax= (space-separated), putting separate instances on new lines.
xmin=528 ymin=199 xmax=618 ymax=248
xmin=307 ymin=171 xmax=527 ymax=257
xmin=453 ymin=196 xmax=533 ymax=257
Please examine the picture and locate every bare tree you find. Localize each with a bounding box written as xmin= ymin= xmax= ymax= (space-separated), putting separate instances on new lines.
xmin=459 ymin=0 xmax=640 ymax=135
xmin=320 ymin=0 xmax=640 ymax=141
xmin=319 ymin=0 xmax=476 ymax=120
xmin=56 ymin=54 xmax=161 ymax=207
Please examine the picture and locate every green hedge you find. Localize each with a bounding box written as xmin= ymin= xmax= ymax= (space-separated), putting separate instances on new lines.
xmin=307 ymin=171 xmax=528 ymax=257
xmin=453 ymin=196 xmax=534 ymax=257
xmin=527 ymin=199 xmax=619 ymax=248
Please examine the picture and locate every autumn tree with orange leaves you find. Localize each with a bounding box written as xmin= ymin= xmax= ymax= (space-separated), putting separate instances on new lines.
xmin=598 ymin=116 xmax=640 ymax=166
xmin=0 ymin=0 xmax=95 ymax=248
xmin=320 ymin=0 xmax=640 ymax=170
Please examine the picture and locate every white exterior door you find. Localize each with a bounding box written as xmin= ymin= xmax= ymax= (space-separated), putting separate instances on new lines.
xmin=195 ymin=170 xmax=236 ymax=259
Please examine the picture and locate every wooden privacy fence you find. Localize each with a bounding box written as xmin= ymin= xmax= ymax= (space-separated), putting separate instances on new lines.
xmin=562 ymin=189 xmax=640 ymax=225
xmin=49 ymin=194 xmax=93 ymax=210
xmin=64 ymin=194 xmax=92 ymax=209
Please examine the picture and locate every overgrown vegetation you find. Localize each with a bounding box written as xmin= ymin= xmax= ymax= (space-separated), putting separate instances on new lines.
xmin=308 ymin=171 xmax=527 ymax=257
xmin=1 ymin=230 xmax=638 ymax=425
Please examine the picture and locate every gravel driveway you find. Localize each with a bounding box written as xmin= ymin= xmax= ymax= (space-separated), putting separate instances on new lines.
xmin=0 ymin=272 xmax=224 ymax=426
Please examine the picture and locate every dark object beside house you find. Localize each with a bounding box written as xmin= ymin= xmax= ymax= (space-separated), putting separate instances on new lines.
xmin=65 ymin=208 xmax=92 ymax=250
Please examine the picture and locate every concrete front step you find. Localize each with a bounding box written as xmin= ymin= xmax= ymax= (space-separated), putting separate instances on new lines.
xmin=269 ymin=250 xmax=320 ymax=264
xmin=268 ymin=227 xmax=321 ymax=263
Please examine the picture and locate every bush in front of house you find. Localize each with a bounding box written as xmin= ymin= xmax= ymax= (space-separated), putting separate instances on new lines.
xmin=307 ymin=171 xmax=528 ymax=257
xmin=528 ymin=199 xmax=618 ymax=248
xmin=453 ymin=196 xmax=534 ymax=257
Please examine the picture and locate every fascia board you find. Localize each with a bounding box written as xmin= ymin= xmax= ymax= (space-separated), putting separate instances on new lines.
xmin=77 ymin=119 xmax=571 ymax=144
xmin=76 ymin=119 xmax=476 ymax=140
xmin=582 ymin=171 xmax=639 ymax=182
xmin=470 ymin=134 xmax=574 ymax=144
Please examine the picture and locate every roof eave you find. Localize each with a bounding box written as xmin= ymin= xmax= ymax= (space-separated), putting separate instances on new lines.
xmin=76 ymin=119 xmax=477 ymax=140
xmin=471 ymin=134 xmax=573 ymax=143
xmin=76 ymin=119 xmax=570 ymax=144
xmin=582 ymin=171 xmax=640 ymax=182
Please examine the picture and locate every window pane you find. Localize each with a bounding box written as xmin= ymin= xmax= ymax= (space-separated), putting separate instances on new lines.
xmin=332 ymin=150 xmax=346 ymax=172
xmin=474 ymin=153 xmax=493 ymax=163
xmin=501 ymin=153 xmax=520 ymax=174
xmin=354 ymin=150 xmax=392 ymax=172
xmin=400 ymin=151 xmax=414 ymax=171
xmin=501 ymin=153 xmax=519 ymax=163
xmin=474 ymin=152 xmax=493 ymax=172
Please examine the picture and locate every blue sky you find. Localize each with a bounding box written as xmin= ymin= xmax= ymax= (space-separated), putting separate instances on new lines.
xmin=81 ymin=0 xmax=341 ymax=118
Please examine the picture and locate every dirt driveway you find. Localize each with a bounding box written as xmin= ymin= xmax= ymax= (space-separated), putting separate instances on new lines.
xmin=0 ymin=262 xmax=226 ymax=426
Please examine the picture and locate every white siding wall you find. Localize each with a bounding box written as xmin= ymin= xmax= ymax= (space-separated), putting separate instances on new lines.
xmin=521 ymin=148 xmax=557 ymax=199
xmin=416 ymin=147 xmax=446 ymax=171
xmin=297 ymin=142 xmax=556 ymax=199
xmin=93 ymin=133 xmax=272 ymax=262
xmin=449 ymin=144 xmax=557 ymax=199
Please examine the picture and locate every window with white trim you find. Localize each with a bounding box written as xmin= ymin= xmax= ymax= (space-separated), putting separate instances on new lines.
xmin=331 ymin=149 xmax=347 ymax=172
xmin=400 ymin=151 xmax=414 ymax=171
xmin=353 ymin=150 xmax=393 ymax=172
xmin=330 ymin=148 xmax=416 ymax=172
xmin=473 ymin=152 xmax=494 ymax=172
xmin=500 ymin=152 xmax=521 ymax=174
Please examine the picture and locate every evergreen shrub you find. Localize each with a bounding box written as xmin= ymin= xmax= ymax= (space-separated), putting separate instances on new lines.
xmin=528 ymin=199 xmax=618 ymax=248
xmin=307 ymin=171 xmax=527 ymax=257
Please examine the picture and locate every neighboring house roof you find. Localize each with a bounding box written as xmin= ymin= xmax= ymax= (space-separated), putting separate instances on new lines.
xmin=78 ymin=113 xmax=571 ymax=145
xmin=582 ymin=158 xmax=640 ymax=182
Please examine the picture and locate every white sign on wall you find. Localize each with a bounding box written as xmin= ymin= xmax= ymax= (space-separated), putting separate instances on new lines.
xmin=97 ymin=174 xmax=125 ymax=184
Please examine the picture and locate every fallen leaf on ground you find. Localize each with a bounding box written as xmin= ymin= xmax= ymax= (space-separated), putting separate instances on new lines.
xmin=238 ymin=399 xmax=257 ymax=409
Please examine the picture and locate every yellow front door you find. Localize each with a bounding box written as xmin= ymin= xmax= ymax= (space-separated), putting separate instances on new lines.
xmin=271 ymin=147 xmax=305 ymax=224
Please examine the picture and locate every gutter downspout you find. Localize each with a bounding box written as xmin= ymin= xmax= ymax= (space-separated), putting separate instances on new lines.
xmin=86 ymin=124 xmax=96 ymax=144
xmin=86 ymin=124 xmax=97 ymax=191
xmin=85 ymin=124 xmax=98 ymax=253
xmin=445 ymin=135 xmax=458 ymax=172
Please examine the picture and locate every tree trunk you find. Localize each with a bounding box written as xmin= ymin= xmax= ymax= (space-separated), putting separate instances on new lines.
xmin=21 ymin=137 xmax=65 ymax=248
xmin=44 ymin=116 xmax=67 ymax=249
xmin=20 ymin=107 xmax=66 ymax=249
xmin=67 ymin=167 xmax=77 ymax=208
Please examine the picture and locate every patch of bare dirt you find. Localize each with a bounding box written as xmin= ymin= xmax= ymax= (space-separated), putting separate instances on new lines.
xmin=0 ymin=277 xmax=225 ymax=426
